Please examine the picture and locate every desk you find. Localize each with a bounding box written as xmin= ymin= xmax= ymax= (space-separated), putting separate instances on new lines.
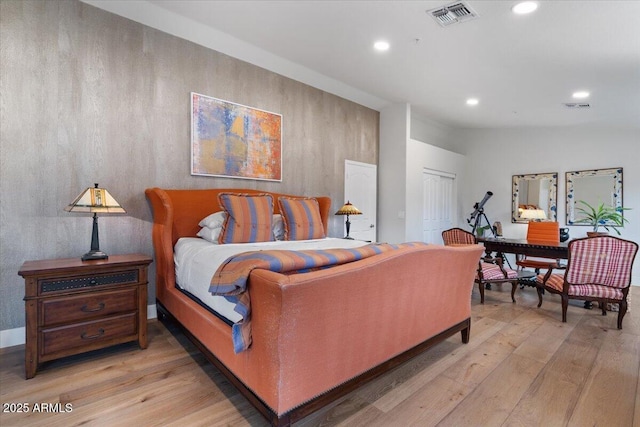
xmin=477 ymin=237 xmax=569 ymax=260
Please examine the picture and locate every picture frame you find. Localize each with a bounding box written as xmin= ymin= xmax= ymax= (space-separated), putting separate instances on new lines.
xmin=191 ymin=92 xmax=282 ymax=181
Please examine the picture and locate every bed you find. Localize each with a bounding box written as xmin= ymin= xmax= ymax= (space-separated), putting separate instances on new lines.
xmin=145 ymin=187 xmax=484 ymax=426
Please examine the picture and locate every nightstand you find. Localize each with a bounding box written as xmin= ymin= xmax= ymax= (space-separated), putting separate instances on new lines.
xmin=18 ymin=254 xmax=152 ymax=379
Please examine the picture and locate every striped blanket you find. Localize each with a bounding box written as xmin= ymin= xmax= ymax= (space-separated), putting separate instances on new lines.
xmin=209 ymin=242 xmax=427 ymax=352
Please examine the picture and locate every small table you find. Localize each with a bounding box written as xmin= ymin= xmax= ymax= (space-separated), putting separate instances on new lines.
xmin=19 ymin=254 xmax=152 ymax=379
xmin=517 ymin=270 xmax=537 ymax=287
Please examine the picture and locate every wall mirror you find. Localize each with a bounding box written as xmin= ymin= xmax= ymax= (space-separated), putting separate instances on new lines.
xmin=566 ymin=167 xmax=623 ymax=225
xmin=511 ymin=172 xmax=558 ymax=223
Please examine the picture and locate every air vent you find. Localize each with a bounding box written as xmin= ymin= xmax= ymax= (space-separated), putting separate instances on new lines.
xmin=427 ymin=2 xmax=479 ymax=27
xmin=564 ymin=103 xmax=591 ymax=109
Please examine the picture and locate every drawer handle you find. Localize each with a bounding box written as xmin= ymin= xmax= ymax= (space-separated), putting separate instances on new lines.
xmin=81 ymin=329 xmax=105 ymax=340
xmin=80 ymin=302 xmax=105 ymax=313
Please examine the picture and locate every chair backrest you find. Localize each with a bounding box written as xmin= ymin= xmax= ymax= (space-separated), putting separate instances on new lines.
xmin=566 ymin=236 xmax=638 ymax=288
xmin=442 ymin=228 xmax=476 ymax=245
xmin=526 ymin=221 xmax=560 ymax=243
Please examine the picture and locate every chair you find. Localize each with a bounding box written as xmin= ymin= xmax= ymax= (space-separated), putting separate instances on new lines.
xmin=516 ymin=221 xmax=563 ymax=274
xmin=536 ymin=235 xmax=638 ymax=329
xmin=442 ymin=228 xmax=519 ymax=304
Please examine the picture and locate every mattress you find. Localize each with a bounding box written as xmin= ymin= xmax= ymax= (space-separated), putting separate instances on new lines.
xmin=174 ymin=237 xmax=369 ymax=323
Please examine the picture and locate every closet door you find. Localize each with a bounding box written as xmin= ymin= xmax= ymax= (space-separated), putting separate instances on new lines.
xmin=422 ymin=169 xmax=455 ymax=244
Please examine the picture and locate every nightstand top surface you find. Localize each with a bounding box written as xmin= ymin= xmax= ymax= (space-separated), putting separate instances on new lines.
xmin=18 ymin=254 xmax=152 ymax=276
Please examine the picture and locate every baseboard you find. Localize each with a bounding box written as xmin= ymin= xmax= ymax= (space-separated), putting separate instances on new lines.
xmin=0 ymin=304 xmax=158 ymax=349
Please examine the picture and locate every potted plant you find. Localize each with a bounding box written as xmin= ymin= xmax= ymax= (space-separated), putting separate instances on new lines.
xmin=475 ymin=224 xmax=492 ymax=238
xmin=574 ymin=200 xmax=631 ymax=236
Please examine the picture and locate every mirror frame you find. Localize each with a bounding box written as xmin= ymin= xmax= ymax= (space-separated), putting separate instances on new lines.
xmin=566 ymin=167 xmax=623 ymax=226
xmin=511 ymin=172 xmax=558 ymax=223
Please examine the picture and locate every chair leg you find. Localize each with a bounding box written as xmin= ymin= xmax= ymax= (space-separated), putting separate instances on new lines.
xmin=536 ymin=286 xmax=544 ymax=308
xmin=510 ymin=281 xmax=516 ymax=303
xmin=601 ymin=300 xmax=607 ymax=316
xmin=478 ymin=282 xmax=485 ymax=304
xmin=618 ymin=299 xmax=628 ymax=329
xmin=561 ymin=295 xmax=569 ymax=322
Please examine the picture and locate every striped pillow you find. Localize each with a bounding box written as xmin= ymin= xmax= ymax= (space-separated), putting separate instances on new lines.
xmin=278 ymin=197 xmax=326 ymax=240
xmin=218 ymin=193 xmax=274 ymax=244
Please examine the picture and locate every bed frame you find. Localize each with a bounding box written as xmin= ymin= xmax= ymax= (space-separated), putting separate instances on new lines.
xmin=145 ymin=187 xmax=483 ymax=426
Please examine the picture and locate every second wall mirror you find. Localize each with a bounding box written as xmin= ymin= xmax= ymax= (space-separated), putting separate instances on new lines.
xmin=566 ymin=167 xmax=623 ymax=225
xmin=512 ymin=172 xmax=558 ymax=223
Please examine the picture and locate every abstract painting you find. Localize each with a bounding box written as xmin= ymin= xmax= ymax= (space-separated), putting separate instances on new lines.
xmin=191 ymin=92 xmax=282 ymax=181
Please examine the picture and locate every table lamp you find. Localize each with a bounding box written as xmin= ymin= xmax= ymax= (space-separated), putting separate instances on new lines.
xmin=65 ymin=183 xmax=126 ymax=260
xmin=334 ymin=201 xmax=362 ymax=239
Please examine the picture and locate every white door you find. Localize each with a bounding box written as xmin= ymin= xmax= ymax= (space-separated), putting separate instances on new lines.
xmin=345 ymin=160 xmax=377 ymax=242
xmin=422 ymin=169 xmax=455 ymax=244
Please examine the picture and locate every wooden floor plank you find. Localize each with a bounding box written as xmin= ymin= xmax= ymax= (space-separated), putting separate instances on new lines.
xmin=368 ymin=316 xmax=506 ymax=413
xmin=1 ymin=286 xmax=638 ymax=427
xmin=568 ymin=331 xmax=640 ymax=427
xmin=503 ymin=319 xmax=607 ymax=426
xmin=364 ymin=375 xmax=473 ymax=427
xmin=438 ymin=354 xmax=545 ymax=427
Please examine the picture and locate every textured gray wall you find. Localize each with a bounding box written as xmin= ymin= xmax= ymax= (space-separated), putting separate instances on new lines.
xmin=0 ymin=0 xmax=379 ymax=330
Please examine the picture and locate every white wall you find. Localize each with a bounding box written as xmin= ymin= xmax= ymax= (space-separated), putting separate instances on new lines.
xmin=452 ymin=126 xmax=640 ymax=284
xmin=378 ymin=103 xmax=409 ymax=244
xmin=410 ymin=115 xmax=464 ymax=154
xmin=405 ymin=139 xmax=467 ymax=242
xmin=378 ymin=104 xmax=467 ymax=244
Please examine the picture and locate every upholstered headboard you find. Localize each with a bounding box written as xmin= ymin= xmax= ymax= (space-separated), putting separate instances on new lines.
xmin=144 ymin=188 xmax=331 ymax=296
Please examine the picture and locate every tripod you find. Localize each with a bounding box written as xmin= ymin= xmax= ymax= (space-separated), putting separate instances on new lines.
xmin=469 ymin=208 xmax=496 ymax=238
xmin=468 ymin=208 xmax=512 ymax=272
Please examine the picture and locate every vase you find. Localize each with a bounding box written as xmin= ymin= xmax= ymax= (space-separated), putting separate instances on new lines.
xmin=586 ymin=231 xmax=608 ymax=237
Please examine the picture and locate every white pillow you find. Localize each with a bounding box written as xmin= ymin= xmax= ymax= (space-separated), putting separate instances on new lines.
xmin=197 ymin=212 xmax=284 ymax=242
xmin=197 ymin=226 xmax=221 ymax=244
xmin=198 ymin=211 xmax=226 ymax=229
xmin=273 ymin=214 xmax=284 ymax=240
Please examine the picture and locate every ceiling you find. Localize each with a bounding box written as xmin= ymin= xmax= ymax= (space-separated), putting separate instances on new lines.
xmin=87 ymin=1 xmax=640 ymax=129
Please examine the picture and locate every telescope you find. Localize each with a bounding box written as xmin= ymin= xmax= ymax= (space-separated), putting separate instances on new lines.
xmin=468 ymin=191 xmax=493 ymax=222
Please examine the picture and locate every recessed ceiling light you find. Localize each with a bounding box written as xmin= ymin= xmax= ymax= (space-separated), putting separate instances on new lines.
xmin=572 ymin=91 xmax=590 ymax=99
xmin=373 ymin=40 xmax=390 ymax=51
xmin=466 ymin=98 xmax=479 ymax=106
xmin=512 ymin=2 xmax=538 ymax=15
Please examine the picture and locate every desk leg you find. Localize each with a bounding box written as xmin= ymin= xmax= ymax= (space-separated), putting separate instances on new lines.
xmin=485 ymin=248 xmax=493 ymax=290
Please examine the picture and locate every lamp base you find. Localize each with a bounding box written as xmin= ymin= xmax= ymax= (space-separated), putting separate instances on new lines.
xmin=82 ymin=250 xmax=109 ymax=261
xmin=343 ymin=236 xmax=354 ymax=240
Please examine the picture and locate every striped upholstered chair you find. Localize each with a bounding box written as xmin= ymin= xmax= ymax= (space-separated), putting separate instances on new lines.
xmin=536 ymin=235 xmax=638 ymax=329
xmin=442 ymin=228 xmax=519 ymax=304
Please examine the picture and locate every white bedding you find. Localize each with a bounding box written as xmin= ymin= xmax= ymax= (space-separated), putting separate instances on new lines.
xmin=174 ymin=237 xmax=369 ymax=323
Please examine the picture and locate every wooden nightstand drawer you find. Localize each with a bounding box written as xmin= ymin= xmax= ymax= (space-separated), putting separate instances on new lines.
xmin=38 ymin=269 xmax=139 ymax=296
xmin=41 ymin=288 xmax=137 ymax=326
xmin=41 ymin=312 xmax=138 ymax=357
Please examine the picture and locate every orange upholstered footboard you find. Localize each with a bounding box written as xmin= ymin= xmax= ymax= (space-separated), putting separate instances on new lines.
xmin=145 ymin=187 xmax=483 ymax=425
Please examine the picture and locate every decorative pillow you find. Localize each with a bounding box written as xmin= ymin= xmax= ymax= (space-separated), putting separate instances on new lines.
xmin=197 ymin=226 xmax=221 ymax=244
xmin=273 ymin=214 xmax=285 ymax=240
xmin=198 ymin=211 xmax=226 ymax=229
xmin=218 ymin=193 xmax=274 ymax=244
xmin=278 ymin=197 xmax=326 ymax=240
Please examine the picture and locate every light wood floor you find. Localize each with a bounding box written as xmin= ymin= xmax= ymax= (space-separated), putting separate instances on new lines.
xmin=2 ymin=285 xmax=639 ymax=427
